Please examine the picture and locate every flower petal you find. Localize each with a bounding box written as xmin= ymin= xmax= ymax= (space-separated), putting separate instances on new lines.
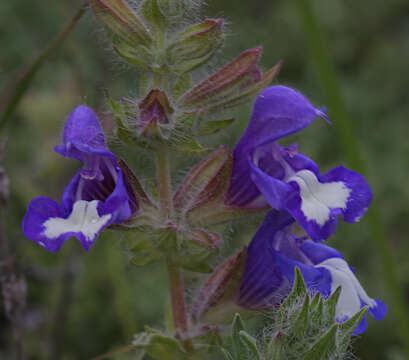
xmin=316 ymin=257 xmax=386 ymax=334
xmin=238 ymin=211 xmax=294 ymax=308
xmin=248 ymin=159 xmax=293 ymax=209
xmin=319 ymin=166 xmax=372 ymax=223
xmin=42 ymin=199 xmax=112 ymax=250
xmin=299 ymin=240 xmax=344 ymax=264
xmin=54 ymin=105 xmax=115 ymax=161
xmin=23 ymin=197 xmax=68 ymax=252
xmin=285 ymin=166 xmax=371 ymax=241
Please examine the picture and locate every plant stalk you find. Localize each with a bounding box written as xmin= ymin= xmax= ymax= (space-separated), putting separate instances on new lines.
xmin=155 ymin=149 xmax=191 ymax=349
xmin=155 ymin=149 xmax=173 ymax=219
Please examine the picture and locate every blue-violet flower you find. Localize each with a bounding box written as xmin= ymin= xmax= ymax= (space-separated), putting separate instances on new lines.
xmin=237 ymin=210 xmax=387 ymax=335
xmin=23 ymin=105 xmax=137 ymax=252
xmin=226 ymin=85 xmax=372 ymax=241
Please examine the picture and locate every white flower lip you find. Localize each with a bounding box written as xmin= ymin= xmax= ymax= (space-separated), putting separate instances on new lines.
xmin=288 ymin=170 xmax=351 ymax=226
xmin=43 ymin=200 xmax=111 ymax=242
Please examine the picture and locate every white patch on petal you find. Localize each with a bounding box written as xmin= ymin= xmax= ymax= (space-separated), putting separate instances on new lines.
xmin=43 ymin=200 xmax=111 ymax=242
xmin=316 ymin=258 xmax=376 ymax=320
xmin=288 ymin=170 xmax=350 ymax=226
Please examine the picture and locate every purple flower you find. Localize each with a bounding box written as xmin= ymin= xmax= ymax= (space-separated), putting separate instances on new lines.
xmin=226 ymin=85 xmax=372 ymax=241
xmin=23 ymin=106 xmax=137 ymax=252
xmin=237 ymin=211 xmax=387 ymax=335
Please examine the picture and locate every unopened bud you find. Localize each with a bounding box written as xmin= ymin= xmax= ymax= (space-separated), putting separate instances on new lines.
xmin=191 ymin=249 xmax=245 ymax=322
xmin=91 ymin=0 xmax=153 ymax=65
xmin=167 ymin=19 xmax=224 ymax=74
xmin=138 ymin=89 xmax=174 ymax=138
xmin=180 ymin=47 xmax=282 ymax=113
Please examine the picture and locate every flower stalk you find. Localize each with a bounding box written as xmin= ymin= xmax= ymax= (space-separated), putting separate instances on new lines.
xmin=155 ymin=148 xmax=173 ymax=219
xmin=155 ymin=148 xmax=191 ymax=349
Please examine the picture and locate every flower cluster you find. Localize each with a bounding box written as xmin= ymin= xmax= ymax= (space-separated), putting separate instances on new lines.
xmin=22 ymin=86 xmax=386 ymax=337
xmin=229 ymin=86 xmax=386 ymax=334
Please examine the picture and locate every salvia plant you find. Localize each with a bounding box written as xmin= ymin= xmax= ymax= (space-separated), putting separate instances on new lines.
xmin=21 ymin=0 xmax=387 ymax=359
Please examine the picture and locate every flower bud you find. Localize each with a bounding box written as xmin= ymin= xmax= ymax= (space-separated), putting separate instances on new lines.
xmin=138 ymin=89 xmax=174 ymax=138
xmin=191 ymin=249 xmax=245 ymax=322
xmin=173 ymin=146 xmax=229 ymax=212
xmin=167 ymin=19 xmax=224 ymax=74
xmin=90 ymin=0 xmax=153 ymax=65
xmin=179 ymin=47 xmax=282 ymax=112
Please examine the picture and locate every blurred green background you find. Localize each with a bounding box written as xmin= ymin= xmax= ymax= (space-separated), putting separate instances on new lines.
xmin=1 ymin=0 xmax=409 ymax=359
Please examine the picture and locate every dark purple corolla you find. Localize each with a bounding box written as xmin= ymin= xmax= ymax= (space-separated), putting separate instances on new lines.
xmin=23 ymin=105 xmax=137 ymax=252
xmin=226 ymin=86 xmax=372 ymax=241
xmin=237 ymin=211 xmax=387 ymax=335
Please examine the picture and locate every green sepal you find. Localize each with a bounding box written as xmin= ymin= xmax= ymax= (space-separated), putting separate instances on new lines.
xmin=104 ymin=90 xmax=144 ymax=149
xmin=170 ymin=135 xmax=209 ymax=154
xmin=232 ymin=313 xmax=246 ymax=360
xmin=301 ymin=324 xmax=338 ymax=360
xmin=167 ymin=19 xmax=224 ymax=74
xmin=197 ymin=118 xmax=235 ymax=136
xmin=239 ymin=330 xmax=262 ymax=360
xmin=174 ymin=75 xmax=192 ymax=100
xmin=294 ymin=294 xmax=309 ymax=336
xmin=173 ymin=146 xmax=228 ymax=212
xmin=191 ymin=249 xmax=245 ymax=323
xmin=277 ymin=267 xmax=307 ymax=324
xmin=124 ymin=230 xmax=163 ymax=267
xmin=200 ymin=61 xmax=283 ymax=114
xmin=221 ymin=348 xmax=234 ymax=360
xmin=338 ymin=306 xmax=368 ymax=353
xmin=90 ymin=0 xmax=152 ymax=48
xmin=133 ymin=327 xmax=187 ymax=360
xmin=156 ymin=0 xmax=191 ymax=21
xmin=141 ymin=0 xmax=168 ymax=32
xmin=324 ymin=286 xmax=342 ymax=322
xmin=113 ymin=43 xmax=154 ymax=68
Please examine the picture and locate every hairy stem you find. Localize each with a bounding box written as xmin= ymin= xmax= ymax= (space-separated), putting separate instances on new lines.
xmin=155 ymin=149 xmax=191 ymax=348
xmin=295 ymin=0 xmax=409 ymax=356
xmin=155 ymin=149 xmax=173 ymax=219
xmin=166 ymin=258 xmax=189 ymax=336
xmin=0 ymin=2 xmax=88 ymax=130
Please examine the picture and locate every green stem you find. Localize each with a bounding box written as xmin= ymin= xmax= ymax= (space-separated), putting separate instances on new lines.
xmin=0 ymin=2 xmax=88 ymax=130
xmin=166 ymin=258 xmax=189 ymax=336
xmin=295 ymin=0 xmax=409 ymax=355
xmin=155 ymin=149 xmax=173 ymax=219
xmin=155 ymin=149 xmax=191 ymax=349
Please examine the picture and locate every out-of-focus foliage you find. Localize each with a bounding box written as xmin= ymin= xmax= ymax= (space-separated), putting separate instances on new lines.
xmin=1 ymin=0 xmax=408 ymax=359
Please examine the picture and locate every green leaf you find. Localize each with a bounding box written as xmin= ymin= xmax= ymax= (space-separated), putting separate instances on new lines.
xmin=197 ymin=118 xmax=235 ymax=136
